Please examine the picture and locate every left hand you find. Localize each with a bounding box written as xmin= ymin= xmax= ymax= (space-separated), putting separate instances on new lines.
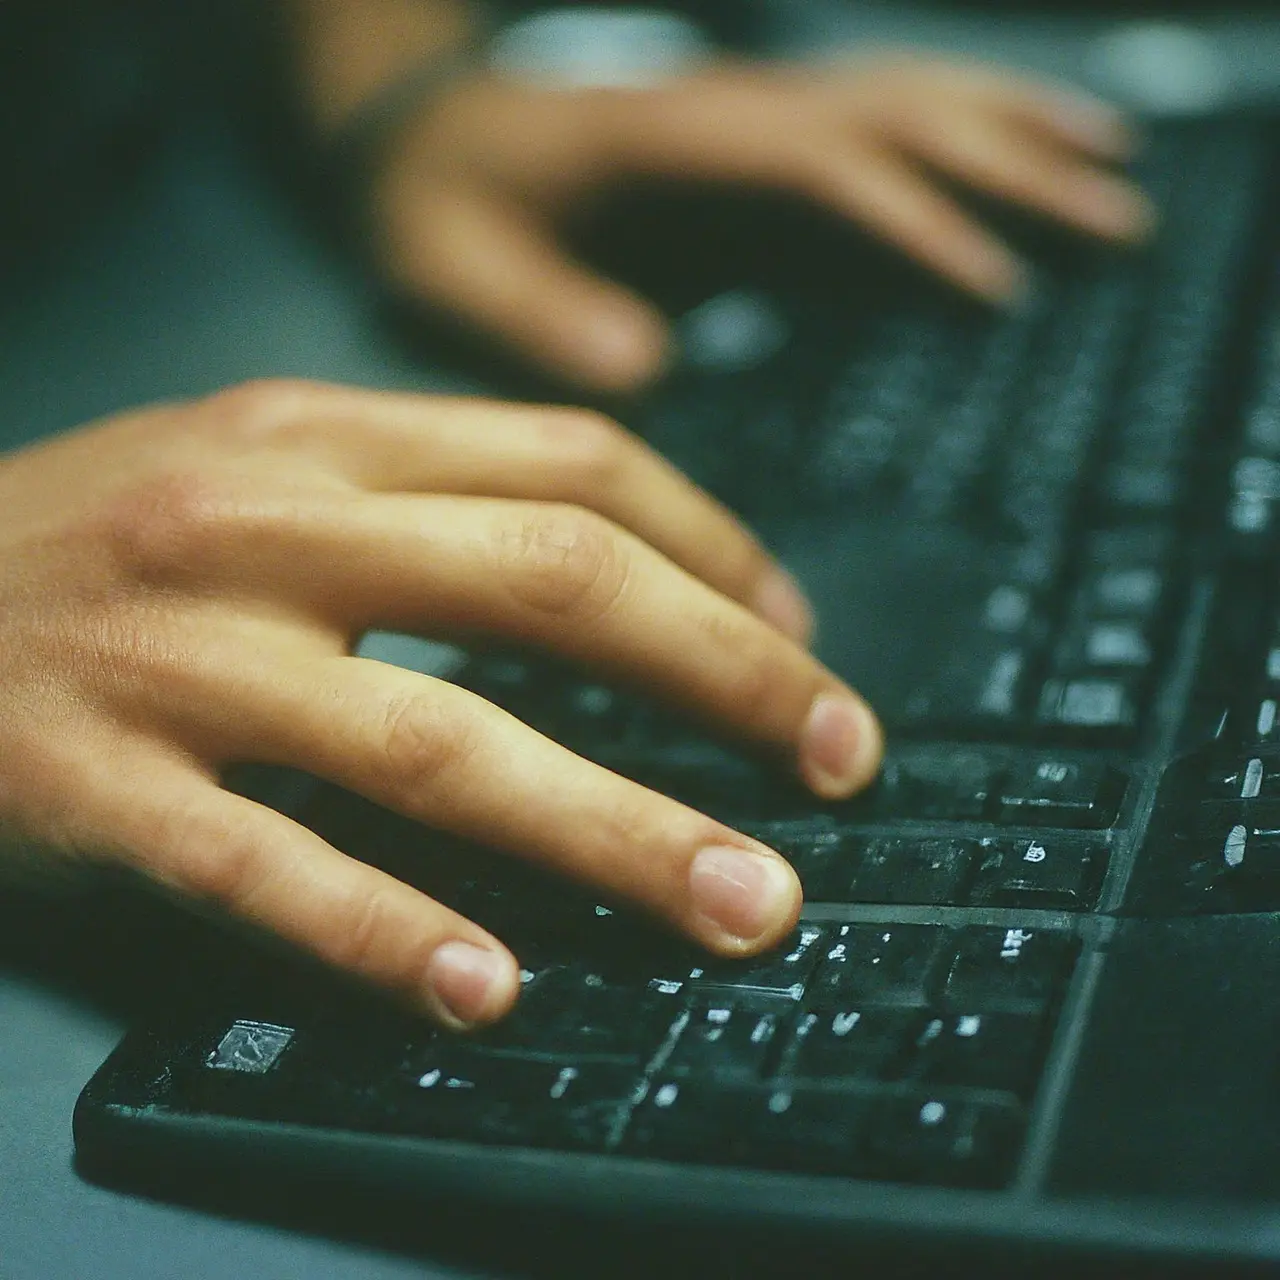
xmin=364 ymin=55 xmax=1155 ymax=393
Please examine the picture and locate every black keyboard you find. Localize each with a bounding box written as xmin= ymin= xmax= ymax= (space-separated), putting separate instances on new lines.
xmin=75 ymin=119 xmax=1280 ymax=1265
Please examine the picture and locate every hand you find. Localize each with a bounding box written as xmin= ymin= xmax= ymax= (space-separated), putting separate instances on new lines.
xmin=366 ymin=55 xmax=1155 ymax=393
xmin=0 ymin=381 xmax=881 ymax=1027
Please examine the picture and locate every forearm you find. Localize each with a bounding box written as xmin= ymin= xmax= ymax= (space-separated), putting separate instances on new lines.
xmin=283 ymin=0 xmax=479 ymax=130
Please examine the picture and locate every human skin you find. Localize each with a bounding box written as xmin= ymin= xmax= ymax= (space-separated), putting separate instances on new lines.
xmin=287 ymin=0 xmax=1155 ymax=392
xmin=0 ymin=383 xmax=879 ymax=1029
xmin=1 ymin=7 xmax=1155 ymax=1033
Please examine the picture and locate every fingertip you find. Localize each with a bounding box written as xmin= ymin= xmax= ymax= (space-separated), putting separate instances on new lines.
xmin=1096 ymin=186 xmax=1160 ymax=244
xmin=930 ymin=234 xmax=1030 ymax=308
xmin=688 ymin=843 xmax=803 ymax=954
xmin=1028 ymin=89 xmax=1139 ymax=159
xmin=568 ymin=307 xmax=672 ymax=394
xmin=973 ymin=254 xmax=1033 ymax=309
xmin=423 ymin=938 xmax=521 ymax=1030
xmin=799 ymin=691 xmax=884 ymax=800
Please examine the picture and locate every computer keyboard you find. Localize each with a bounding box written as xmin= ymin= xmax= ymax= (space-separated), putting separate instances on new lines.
xmin=75 ymin=118 xmax=1280 ymax=1262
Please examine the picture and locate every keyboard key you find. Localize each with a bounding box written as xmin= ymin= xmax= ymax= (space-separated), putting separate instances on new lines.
xmin=622 ymin=1079 xmax=764 ymax=1164
xmin=1084 ymin=565 xmax=1166 ymax=618
xmin=738 ymin=819 xmax=851 ymax=900
xmin=664 ymin=1002 xmax=786 ymax=1081
xmin=1156 ymin=822 xmax=1280 ymax=913
xmin=972 ymin=650 xmax=1028 ymax=722
xmin=689 ymin=923 xmax=828 ymax=1003
xmin=897 ymin=1012 xmax=1049 ymax=1097
xmin=477 ymin=966 xmax=684 ymax=1062
xmin=1246 ymin=697 xmax=1280 ymax=745
xmin=776 ymin=1008 xmax=916 ymax=1084
xmin=1193 ymin=755 xmax=1280 ymax=834
xmin=981 ymin=584 xmax=1034 ymax=635
xmin=1102 ymin=461 xmax=1182 ymax=513
xmin=466 ymin=893 xmax=696 ymax=985
xmin=395 ymin=1053 xmax=641 ymax=1150
xmin=206 ymin=1020 xmax=293 ymax=1075
xmin=809 ymin=924 xmax=950 ymax=1008
xmin=996 ymin=759 xmax=1126 ymax=828
xmin=967 ymin=838 xmax=1104 ymax=911
xmin=842 ymin=837 xmax=978 ymax=906
xmin=942 ymin=927 xmax=1076 ymax=1014
xmin=1080 ymin=621 xmax=1154 ymax=669
xmin=1038 ymin=676 xmax=1138 ymax=730
xmin=866 ymin=1095 xmax=1022 ymax=1188
xmin=1204 ymin=754 xmax=1280 ymax=801
xmin=625 ymin=1079 xmax=874 ymax=1176
xmin=875 ymin=751 xmax=1000 ymax=821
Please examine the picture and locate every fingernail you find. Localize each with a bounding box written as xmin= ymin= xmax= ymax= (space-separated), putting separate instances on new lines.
xmin=425 ymin=940 xmax=511 ymax=1027
xmin=754 ymin=568 xmax=815 ymax=645
xmin=689 ymin=845 xmax=800 ymax=944
xmin=800 ymin=692 xmax=883 ymax=798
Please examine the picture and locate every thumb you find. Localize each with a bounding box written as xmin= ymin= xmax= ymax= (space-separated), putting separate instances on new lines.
xmin=391 ymin=192 xmax=672 ymax=394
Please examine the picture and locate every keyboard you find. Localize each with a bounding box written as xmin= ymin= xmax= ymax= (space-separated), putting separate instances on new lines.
xmin=75 ymin=118 xmax=1280 ymax=1266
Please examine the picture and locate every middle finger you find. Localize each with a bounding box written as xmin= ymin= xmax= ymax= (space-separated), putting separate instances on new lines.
xmin=240 ymin=385 xmax=812 ymax=643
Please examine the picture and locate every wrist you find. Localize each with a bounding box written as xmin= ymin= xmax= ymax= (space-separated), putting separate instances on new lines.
xmin=288 ymin=0 xmax=483 ymax=133
xmin=284 ymin=1 xmax=497 ymax=258
xmin=320 ymin=6 xmax=495 ymax=193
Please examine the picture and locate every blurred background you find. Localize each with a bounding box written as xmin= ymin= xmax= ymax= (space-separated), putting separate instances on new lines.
xmin=7 ymin=0 xmax=1280 ymax=452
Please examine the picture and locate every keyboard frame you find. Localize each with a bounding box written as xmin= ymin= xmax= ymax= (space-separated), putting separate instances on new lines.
xmin=73 ymin=1020 xmax=1280 ymax=1270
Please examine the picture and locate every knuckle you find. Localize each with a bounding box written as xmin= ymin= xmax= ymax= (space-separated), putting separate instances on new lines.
xmin=380 ymin=696 xmax=477 ymax=801
xmin=537 ymin=408 xmax=633 ymax=494
xmin=498 ymin=504 xmax=630 ymax=624
xmin=722 ymin=539 xmax=771 ymax=605
xmin=330 ymin=883 xmax=444 ymax=993
xmin=103 ymin=467 xmax=245 ymax=582
xmin=199 ymin=377 xmax=328 ymax=447
xmin=156 ymin=807 xmax=270 ymax=909
xmin=331 ymin=883 xmax=403 ymax=977
xmin=706 ymin=615 xmax=778 ymax=718
xmin=727 ymin=647 xmax=777 ymax=721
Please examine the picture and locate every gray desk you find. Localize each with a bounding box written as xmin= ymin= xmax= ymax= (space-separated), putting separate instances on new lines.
xmin=0 ymin=119 xmax=509 ymax=1280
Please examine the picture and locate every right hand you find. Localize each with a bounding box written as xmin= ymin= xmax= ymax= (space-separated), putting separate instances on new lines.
xmin=363 ymin=57 xmax=1152 ymax=393
xmin=0 ymin=381 xmax=882 ymax=1028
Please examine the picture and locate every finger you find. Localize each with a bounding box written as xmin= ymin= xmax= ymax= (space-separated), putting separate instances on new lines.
xmin=387 ymin=190 xmax=671 ymax=393
xmin=796 ymin=144 xmax=1029 ymax=302
xmin=160 ymin=493 xmax=877 ymax=792
xmin=893 ymin=108 xmax=1156 ymax=244
xmin=231 ymin=385 xmax=812 ymax=643
xmin=987 ymin=80 xmax=1140 ymax=161
xmin=181 ymin=655 xmax=805 ymax=954
xmin=76 ymin=741 xmax=521 ymax=1027
xmin=851 ymin=61 xmax=1140 ymax=161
